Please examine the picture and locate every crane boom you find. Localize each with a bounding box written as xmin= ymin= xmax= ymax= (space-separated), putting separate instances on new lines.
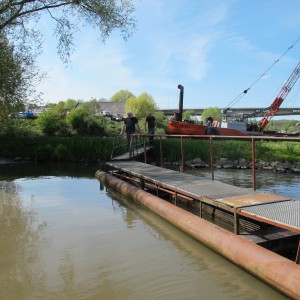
xmin=257 ymin=60 xmax=300 ymax=131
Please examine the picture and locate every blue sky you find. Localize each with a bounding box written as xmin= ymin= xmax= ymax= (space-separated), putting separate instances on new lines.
xmin=36 ymin=0 xmax=300 ymax=114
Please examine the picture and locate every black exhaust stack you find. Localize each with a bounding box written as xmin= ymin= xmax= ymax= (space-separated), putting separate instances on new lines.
xmin=175 ymin=84 xmax=184 ymax=121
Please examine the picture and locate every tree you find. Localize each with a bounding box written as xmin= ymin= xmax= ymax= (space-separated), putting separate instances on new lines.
xmin=125 ymin=93 xmax=157 ymax=119
xmin=201 ymin=107 xmax=222 ymax=124
xmin=64 ymin=99 xmax=78 ymax=110
xmin=66 ymin=105 xmax=105 ymax=136
xmin=36 ymin=109 xmax=68 ymax=135
xmin=0 ymin=33 xmax=41 ymax=124
xmin=0 ymin=0 xmax=136 ymax=63
xmin=0 ymin=1 xmax=136 ymax=125
xmin=83 ymin=99 xmax=102 ymax=115
xmin=183 ymin=109 xmax=196 ymax=121
xmin=110 ymin=90 xmax=135 ymax=103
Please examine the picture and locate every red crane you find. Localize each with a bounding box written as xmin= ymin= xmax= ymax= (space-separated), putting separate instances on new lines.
xmin=257 ymin=60 xmax=300 ymax=131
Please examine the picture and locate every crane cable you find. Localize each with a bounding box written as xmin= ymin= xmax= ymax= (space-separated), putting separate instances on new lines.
xmin=224 ymin=36 xmax=300 ymax=111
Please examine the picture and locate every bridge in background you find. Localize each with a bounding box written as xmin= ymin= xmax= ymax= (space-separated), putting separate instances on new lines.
xmin=158 ymin=107 xmax=300 ymax=117
xmin=86 ymin=102 xmax=300 ymax=118
xmin=22 ymin=104 xmax=300 ymax=120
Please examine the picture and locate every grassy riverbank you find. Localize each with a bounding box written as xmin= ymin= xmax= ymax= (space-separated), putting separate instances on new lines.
xmin=0 ymin=135 xmax=299 ymax=164
xmin=155 ymin=138 xmax=300 ymax=163
xmin=0 ymin=136 xmax=126 ymax=163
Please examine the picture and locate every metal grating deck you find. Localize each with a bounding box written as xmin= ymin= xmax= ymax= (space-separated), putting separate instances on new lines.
xmin=106 ymin=161 xmax=291 ymax=209
xmin=105 ymin=160 xmax=300 ymax=255
xmin=239 ymin=201 xmax=300 ymax=233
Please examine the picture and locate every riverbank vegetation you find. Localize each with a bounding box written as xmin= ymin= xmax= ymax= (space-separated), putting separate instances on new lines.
xmin=0 ymin=99 xmax=299 ymax=164
xmin=0 ymin=135 xmax=125 ymax=163
xmin=0 ymin=133 xmax=299 ymax=166
xmin=155 ymin=138 xmax=300 ymax=165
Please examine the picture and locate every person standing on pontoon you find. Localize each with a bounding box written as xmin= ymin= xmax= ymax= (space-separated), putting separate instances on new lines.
xmin=145 ymin=112 xmax=156 ymax=145
xmin=120 ymin=111 xmax=140 ymax=155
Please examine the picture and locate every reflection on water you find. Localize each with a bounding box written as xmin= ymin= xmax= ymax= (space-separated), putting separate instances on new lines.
xmin=0 ymin=163 xmax=292 ymax=299
xmin=0 ymin=181 xmax=48 ymax=300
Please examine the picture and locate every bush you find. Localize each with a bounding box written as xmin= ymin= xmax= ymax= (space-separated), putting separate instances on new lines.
xmin=36 ymin=110 xmax=67 ymax=135
xmin=66 ymin=107 xmax=105 ymax=136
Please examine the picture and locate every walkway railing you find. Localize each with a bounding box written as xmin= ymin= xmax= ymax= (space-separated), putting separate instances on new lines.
xmin=138 ymin=133 xmax=300 ymax=191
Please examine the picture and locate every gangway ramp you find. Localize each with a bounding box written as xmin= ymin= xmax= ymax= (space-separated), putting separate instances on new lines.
xmin=112 ymin=145 xmax=152 ymax=161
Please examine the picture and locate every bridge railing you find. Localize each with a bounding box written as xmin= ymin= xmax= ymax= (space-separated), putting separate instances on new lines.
xmin=138 ymin=133 xmax=300 ymax=191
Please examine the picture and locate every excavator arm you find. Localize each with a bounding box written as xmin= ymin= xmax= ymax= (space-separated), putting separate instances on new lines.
xmin=257 ymin=60 xmax=300 ymax=131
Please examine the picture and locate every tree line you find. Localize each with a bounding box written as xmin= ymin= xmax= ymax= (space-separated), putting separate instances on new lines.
xmin=0 ymin=0 xmax=136 ymax=125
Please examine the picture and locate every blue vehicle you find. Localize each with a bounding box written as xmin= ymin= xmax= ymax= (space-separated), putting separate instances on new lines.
xmin=18 ymin=111 xmax=36 ymax=119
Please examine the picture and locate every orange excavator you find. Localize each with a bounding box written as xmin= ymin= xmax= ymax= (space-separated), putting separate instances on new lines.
xmin=257 ymin=60 xmax=300 ymax=131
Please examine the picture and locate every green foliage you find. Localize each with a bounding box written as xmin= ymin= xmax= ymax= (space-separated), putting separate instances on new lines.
xmin=265 ymin=119 xmax=300 ymax=133
xmin=64 ymin=99 xmax=79 ymax=110
xmin=0 ymin=135 xmax=118 ymax=162
xmin=0 ymin=0 xmax=136 ymax=127
xmin=1 ymin=1 xmax=136 ymax=64
xmin=255 ymin=141 xmax=300 ymax=162
xmin=213 ymin=140 xmax=251 ymax=161
xmin=110 ymin=90 xmax=135 ymax=102
xmin=36 ymin=109 xmax=68 ymax=135
xmin=66 ymin=106 xmax=105 ymax=136
xmin=35 ymin=144 xmax=55 ymax=161
xmin=153 ymin=111 xmax=168 ymax=131
xmin=125 ymin=93 xmax=157 ymax=119
xmin=157 ymin=138 xmax=299 ymax=164
xmin=83 ymin=99 xmax=102 ymax=115
xmin=0 ymin=33 xmax=40 ymax=124
xmin=0 ymin=119 xmax=40 ymax=137
xmin=285 ymin=143 xmax=297 ymax=156
xmin=104 ymin=120 xmax=123 ymax=136
xmin=54 ymin=144 xmax=71 ymax=160
xmin=183 ymin=110 xmax=196 ymax=121
xmin=201 ymin=107 xmax=222 ymax=123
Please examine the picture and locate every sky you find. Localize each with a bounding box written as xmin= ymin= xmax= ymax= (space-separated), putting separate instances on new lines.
xmin=35 ymin=0 xmax=300 ymax=115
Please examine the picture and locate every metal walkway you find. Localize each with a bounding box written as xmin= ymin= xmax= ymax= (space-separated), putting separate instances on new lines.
xmin=106 ymin=161 xmax=291 ymax=208
xmin=112 ymin=146 xmax=152 ymax=161
xmin=238 ymin=201 xmax=300 ymax=233
xmin=105 ymin=160 xmax=300 ymax=263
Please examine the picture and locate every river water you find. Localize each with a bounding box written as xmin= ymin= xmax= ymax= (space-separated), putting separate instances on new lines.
xmin=0 ymin=162 xmax=298 ymax=300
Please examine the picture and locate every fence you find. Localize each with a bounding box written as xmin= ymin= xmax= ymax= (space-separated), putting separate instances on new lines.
xmin=139 ymin=133 xmax=300 ymax=191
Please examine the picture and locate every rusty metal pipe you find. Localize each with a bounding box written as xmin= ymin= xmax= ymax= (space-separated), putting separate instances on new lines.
xmin=96 ymin=170 xmax=300 ymax=299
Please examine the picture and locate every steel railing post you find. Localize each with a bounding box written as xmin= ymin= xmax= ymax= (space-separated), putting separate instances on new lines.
xmin=160 ymin=136 xmax=163 ymax=167
xmin=180 ymin=136 xmax=184 ymax=172
xmin=144 ymin=136 xmax=147 ymax=163
xmin=210 ymin=136 xmax=214 ymax=180
xmin=252 ymin=138 xmax=256 ymax=191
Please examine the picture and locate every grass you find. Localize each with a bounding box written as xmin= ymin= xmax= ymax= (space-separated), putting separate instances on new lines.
xmin=0 ymin=136 xmax=126 ymax=162
xmin=0 ymin=135 xmax=299 ymax=164
xmin=155 ymin=138 xmax=300 ymax=164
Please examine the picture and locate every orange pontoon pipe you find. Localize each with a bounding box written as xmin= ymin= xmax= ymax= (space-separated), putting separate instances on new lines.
xmin=96 ymin=171 xmax=300 ymax=299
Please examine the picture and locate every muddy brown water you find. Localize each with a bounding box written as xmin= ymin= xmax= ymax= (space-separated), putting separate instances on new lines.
xmin=0 ymin=163 xmax=297 ymax=299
